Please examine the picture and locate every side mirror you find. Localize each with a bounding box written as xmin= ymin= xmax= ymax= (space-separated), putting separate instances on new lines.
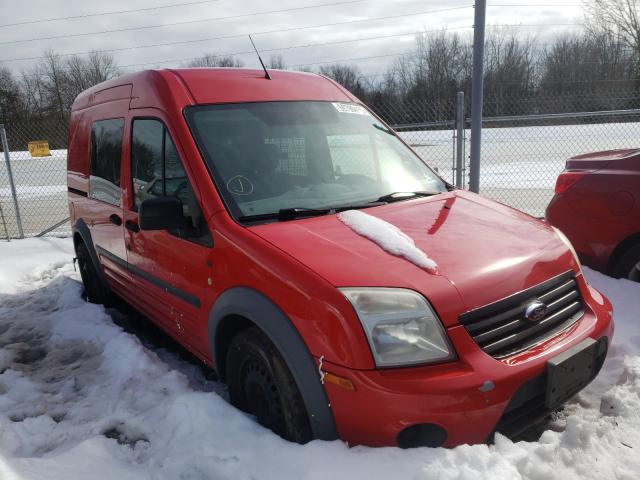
xmin=139 ymin=196 xmax=185 ymax=231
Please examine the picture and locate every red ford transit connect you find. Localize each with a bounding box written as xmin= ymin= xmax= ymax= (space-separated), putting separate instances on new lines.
xmin=67 ymin=69 xmax=613 ymax=448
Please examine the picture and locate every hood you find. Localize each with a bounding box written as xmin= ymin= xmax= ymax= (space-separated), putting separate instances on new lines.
xmin=249 ymin=190 xmax=576 ymax=326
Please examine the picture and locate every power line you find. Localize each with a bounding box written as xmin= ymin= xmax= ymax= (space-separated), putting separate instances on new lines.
xmin=0 ymin=0 xmax=366 ymax=46
xmin=13 ymin=22 xmax=623 ymax=80
xmin=488 ymin=3 xmax=582 ymax=6
xmin=287 ymin=52 xmax=411 ymax=68
xmin=0 ymin=6 xmax=474 ymax=63
xmin=121 ymin=25 xmax=472 ymax=68
xmin=488 ymin=23 xmax=584 ymax=27
xmin=16 ymin=24 xmax=473 ymax=77
xmin=0 ymin=0 xmax=222 ymax=28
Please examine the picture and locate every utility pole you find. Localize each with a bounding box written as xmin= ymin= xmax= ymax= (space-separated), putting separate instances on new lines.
xmin=469 ymin=0 xmax=486 ymax=193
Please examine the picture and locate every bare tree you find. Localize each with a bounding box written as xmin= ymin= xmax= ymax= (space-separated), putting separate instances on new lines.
xmin=186 ymin=54 xmax=244 ymax=67
xmin=483 ymin=30 xmax=537 ymax=114
xmin=408 ymin=31 xmax=470 ymax=103
xmin=538 ymin=32 xmax=635 ymax=107
xmin=38 ymin=50 xmax=69 ymax=122
xmin=584 ymin=0 xmax=640 ymax=56
xmin=18 ymin=70 xmax=45 ymax=120
xmin=318 ymin=64 xmax=368 ymax=99
xmin=293 ymin=66 xmax=314 ymax=73
xmin=267 ymin=54 xmax=286 ymax=69
xmin=83 ymin=51 xmax=119 ymax=86
xmin=0 ymin=66 xmax=23 ymax=123
xmin=65 ymin=52 xmax=119 ymax=108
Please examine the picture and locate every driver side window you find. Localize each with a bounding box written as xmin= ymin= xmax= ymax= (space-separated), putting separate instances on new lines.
xmin=131 ymin=119 xmax=194 ymax=218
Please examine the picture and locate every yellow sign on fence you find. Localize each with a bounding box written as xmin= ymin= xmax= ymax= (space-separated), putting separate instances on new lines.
xmin=28 ymin=140 xmax=51 ymax=157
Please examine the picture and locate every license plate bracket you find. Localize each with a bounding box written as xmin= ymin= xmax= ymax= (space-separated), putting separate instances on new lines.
xmin=545 ymin=338 xmax=598 ymax=409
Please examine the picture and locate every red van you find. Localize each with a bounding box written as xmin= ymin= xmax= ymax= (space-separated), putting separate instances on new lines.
xmin=67 ymin=69 xmax=613 ymax=448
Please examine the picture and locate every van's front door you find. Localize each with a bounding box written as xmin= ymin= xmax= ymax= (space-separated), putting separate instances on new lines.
xmin=122 ymin=116 xmax=211 ymax=345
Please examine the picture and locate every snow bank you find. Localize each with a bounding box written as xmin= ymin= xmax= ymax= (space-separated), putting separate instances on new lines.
xmin=0 ymin=185 xmax=67 ymax=199
xmin=0 ymin=238 xmax=73 ymax=294
xmin=337 ymin=210 xmax=438 ymax=273
xmin=0 ymin=239 xmax=639 ymax=480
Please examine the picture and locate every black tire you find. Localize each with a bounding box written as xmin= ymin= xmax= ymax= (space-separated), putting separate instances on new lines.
xmin=613 ymin=243 xmax=640 ymax=282
xmin=226 ymin=327 xmax=312 ymax=443
xmin=76 ymin=242 xmax=111 ymax=305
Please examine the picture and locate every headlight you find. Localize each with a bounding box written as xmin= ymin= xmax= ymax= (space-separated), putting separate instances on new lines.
xmin=339 ymin=288 xmax=455 ymax=367
xmin=552 ymin=227 xmax=582 ymax=270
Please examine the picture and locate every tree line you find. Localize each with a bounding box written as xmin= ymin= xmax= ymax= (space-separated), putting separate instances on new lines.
xmin=0 ymin=0 xmax=638 ymax=136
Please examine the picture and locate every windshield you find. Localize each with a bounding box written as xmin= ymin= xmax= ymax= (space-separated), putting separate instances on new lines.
xmin=185 ymin=101 xmax=447 ymax=219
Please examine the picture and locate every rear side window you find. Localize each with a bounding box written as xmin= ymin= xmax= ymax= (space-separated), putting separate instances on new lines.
xmin=90 ymin=119 xmax=124 ymax=206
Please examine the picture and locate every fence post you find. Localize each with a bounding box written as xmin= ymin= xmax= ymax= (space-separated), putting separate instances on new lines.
xmin=0 ymin=201 xmax=9 ymax=241
xmin=469 ymin=0 xmax=486 ymax=193
xmin=455 ymin=91 xmax=465 ymax=188
xmin=0 ymin=124 xmax=24 ymax=239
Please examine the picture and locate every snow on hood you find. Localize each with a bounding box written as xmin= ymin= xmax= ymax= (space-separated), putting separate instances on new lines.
xmin=337 ymin=209 xmax=438 ymax=274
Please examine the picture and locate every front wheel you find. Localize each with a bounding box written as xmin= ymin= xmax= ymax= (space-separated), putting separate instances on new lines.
xmin=613 ymin=243 xmax=640 ymax=282
xmin=226 ymin=327 xmax=312 ymax=443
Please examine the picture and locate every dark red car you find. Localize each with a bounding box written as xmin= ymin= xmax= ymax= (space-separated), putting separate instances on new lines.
xmin=67 ymin=69 xmax=613 ymax=448
xmin=547 ymin=149 xmax=640 ymax=281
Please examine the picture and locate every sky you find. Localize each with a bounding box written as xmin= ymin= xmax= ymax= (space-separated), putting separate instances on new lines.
xmin=0 ymin=0 xmax=585 ymax=79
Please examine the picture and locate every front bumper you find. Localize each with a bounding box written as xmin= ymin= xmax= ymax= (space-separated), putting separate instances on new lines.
xmin=321 ymin=282 xmax=614 ymax=448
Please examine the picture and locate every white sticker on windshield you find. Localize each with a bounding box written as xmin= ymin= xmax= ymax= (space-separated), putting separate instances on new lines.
xmin=332 ymin=103 xmax=369 ymax=116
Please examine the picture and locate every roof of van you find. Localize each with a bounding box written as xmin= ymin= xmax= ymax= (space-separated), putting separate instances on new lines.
xmin=71 ymin=68 xmax=357 ymax=111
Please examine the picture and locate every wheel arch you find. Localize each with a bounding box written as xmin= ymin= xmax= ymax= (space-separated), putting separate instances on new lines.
xmin=608 ymin=231 xmax=640 ymax=275
xmin=208 ymin=286 xmax=339 ymax=441
xmin=72 ymin=218 xmax=109 ymax=290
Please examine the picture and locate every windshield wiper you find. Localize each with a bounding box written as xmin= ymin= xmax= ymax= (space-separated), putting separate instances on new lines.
xmin=372 ymin=123 xmax=394 ymax=135
xmin=239 ymin=202 xmax=387 ymax=223
xmin=239 ymin=207 xmax=333 ymax=223
xmin=375 ymin=191 xmax=440 ymax=204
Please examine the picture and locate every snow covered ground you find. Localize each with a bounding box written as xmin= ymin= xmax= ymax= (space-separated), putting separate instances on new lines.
xmin=0 ymin=237 xmax=639 ymax=480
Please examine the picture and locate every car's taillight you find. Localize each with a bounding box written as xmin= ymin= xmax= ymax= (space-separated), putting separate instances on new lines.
xmin=555 ymin=171 xmax=585 ymax=194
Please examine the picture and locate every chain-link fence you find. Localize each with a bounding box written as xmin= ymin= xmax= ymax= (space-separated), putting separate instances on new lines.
xmin=1 ymin=91 xmax=639 ymax=240
xmin=474 ymin=92 xmax=640 ymax=216
xmin=373 ymin=90 xmax=640 ymax=217
xmin=0 ymin=120 xmax=70 ymax=239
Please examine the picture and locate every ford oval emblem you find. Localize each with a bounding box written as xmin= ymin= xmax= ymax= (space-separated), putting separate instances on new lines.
xmin=524 ymin=301 xmax=547 ymax=322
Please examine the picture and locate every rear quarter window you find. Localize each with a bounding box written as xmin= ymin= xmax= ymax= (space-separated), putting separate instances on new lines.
xmin=90 ymin=118 xmax=124 ymax=206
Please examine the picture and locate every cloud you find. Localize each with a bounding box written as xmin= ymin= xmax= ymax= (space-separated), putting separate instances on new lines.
xmin=1 ymin=0 xmax=584 ymax=77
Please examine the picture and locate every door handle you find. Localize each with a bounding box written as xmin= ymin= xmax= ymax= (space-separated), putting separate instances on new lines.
xmin=109 ymin=214 xmax=122 ymax=226
xmin=125 ymin=220 xmax=140 ymax=233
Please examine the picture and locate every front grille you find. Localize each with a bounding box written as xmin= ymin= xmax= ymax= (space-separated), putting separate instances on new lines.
xmin=460 ymin=271 xmax=585 ymax=358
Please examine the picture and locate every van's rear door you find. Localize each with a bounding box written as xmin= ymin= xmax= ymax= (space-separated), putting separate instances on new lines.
xmin=86 ymin=118 xmax=130 ymax=291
